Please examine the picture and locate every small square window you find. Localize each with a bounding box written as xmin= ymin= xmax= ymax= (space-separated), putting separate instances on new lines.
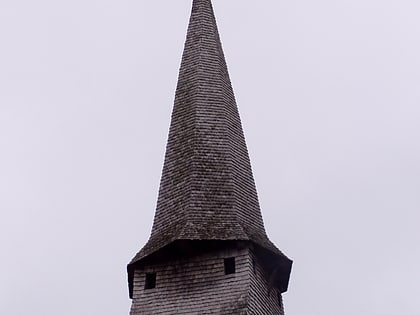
xmin=144 ymin=272 xmax=156 ymax=289
xmin=224 ymin=257 xmax=236 ymax=275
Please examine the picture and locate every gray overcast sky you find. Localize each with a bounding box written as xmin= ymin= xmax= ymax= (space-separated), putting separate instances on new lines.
xmin=1 ymin=0 xmax=419 ymax=314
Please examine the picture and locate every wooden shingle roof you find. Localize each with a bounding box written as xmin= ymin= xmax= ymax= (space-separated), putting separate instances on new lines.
xmin=129 ymin=0 xmax=291 ymax=280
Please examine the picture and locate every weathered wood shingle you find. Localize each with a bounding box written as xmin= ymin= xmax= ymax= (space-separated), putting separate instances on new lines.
xmin=128 ymin=0 xmax=292 ymax=306
xmin=130 ymin=246 xmax=251 ymax=314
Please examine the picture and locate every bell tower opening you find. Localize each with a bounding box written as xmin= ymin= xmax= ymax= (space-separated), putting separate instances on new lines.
xmin=144 ymin=272 xmax=156 ymax=290
xmin=224 ymin=257 xmax=236 ymax=275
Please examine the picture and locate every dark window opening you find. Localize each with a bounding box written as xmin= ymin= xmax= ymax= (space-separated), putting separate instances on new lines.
xmin=144 ymin=272 xmax=156 ymax=289
xmin=224 ymin=257 xmax=236 ymax=275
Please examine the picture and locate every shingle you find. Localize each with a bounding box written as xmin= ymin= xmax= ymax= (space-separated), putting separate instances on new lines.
xmin=128 ymin=0 xmax=291 ymax=291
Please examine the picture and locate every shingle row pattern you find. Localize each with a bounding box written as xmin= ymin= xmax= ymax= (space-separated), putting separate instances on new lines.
xmin=248 ymin=250 xmax=285 ymax=314
xmin=130 ymin=246 xmax=285 ymax=314
xmin=130 ymin=247 xmax=250 ymax=314
xmin=130 ymin=0 xmax=288 ymax=266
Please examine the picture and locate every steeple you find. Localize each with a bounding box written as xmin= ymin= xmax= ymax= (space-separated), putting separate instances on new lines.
xmin=128 ymin=0 xmax=292 ymax=313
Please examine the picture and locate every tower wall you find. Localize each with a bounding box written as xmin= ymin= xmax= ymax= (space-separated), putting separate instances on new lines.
xmin=248 ymin=250 xmax=285 ymax=315
xmin=130 ymin=247 xmax=250 ymax=314
xmin=130 ymin=245 xmax=285 ymax=314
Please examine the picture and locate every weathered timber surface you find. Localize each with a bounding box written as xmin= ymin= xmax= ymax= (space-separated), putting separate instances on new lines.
xmin=127 ymin=0 xmax=292 ymax=312
xmin=129 ymin=0 xmax=290 ymax=265
xmin=130 ymin=246 xmax=284 ymax=314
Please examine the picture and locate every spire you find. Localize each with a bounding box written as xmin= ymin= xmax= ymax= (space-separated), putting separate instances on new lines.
xmin=129 ymin=0 xmax=291 ymax=291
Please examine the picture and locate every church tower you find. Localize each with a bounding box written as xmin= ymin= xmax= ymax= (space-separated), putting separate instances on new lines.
xmin=128 ymin=0 xmax=292 ymax=313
